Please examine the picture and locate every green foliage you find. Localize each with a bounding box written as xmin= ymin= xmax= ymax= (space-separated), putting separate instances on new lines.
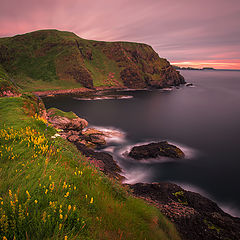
xmin=172 ymin=191 xmax=188 ymax=205
xmin=0 ymin=29 xmax=170 ymax=92
xmin=0 ymin=95 xmax=181 ymax=240
xmin=47 ymin=107 xmax=77 ymax=120
xmin=203 ymin=219 xmax=222 ymax=234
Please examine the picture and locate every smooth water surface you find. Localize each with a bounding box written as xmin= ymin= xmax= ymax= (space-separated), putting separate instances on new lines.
xmin=43 ymin=70 xmax=240 ymax=216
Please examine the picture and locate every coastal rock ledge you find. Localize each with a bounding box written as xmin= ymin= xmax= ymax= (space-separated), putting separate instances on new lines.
xmin=128 ymin=141 xmax=185 ymax=160
xmin=127 ymin=182 xmax=240 ymax=240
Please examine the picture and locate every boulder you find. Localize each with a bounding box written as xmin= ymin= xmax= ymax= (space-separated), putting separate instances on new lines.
xmin=48 ymin=115 xmax=88 ymax=131
xmin=128 ymin=141 xmax=185 ymax=160
xmin=82 ymin=128 xmax=106 ymax=146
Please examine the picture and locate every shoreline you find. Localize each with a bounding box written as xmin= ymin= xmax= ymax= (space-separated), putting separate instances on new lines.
xmin=47 ymin=108 xmax=240 ymax=240
xmin=33 ymin=86 xmax=128 ymax=97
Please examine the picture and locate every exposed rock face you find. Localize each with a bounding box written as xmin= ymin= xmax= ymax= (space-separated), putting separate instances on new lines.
xmin=120 ymin=67 xmax=146 ymax=89
xmin=0 ymin=30 xmax=185 ymax=90
xmin=74 ymin=142 xmax=123 ymax=181
xmin=82 ymin=128 xmax=106 ymax=146
xmin=128 ymin=141 xmax=185 ymax=160
xmin=47 ymin=113 xmax=88 ymax=131
xmin=127 ymin=182 xmax=240 ymax=240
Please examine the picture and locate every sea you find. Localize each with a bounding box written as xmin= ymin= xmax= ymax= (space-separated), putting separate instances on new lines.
xmin=43 ymin=70 xmax=240 ymax=217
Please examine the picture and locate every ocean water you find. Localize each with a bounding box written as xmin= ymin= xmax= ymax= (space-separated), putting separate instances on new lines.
xmin=43 ymin=70 xmax=240 ymax=216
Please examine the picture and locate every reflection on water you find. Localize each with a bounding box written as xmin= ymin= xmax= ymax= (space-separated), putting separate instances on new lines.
xmin=43 ymin=70 xmax=240 ymax=216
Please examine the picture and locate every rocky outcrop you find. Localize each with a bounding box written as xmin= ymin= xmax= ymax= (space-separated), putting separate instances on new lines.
xmin=47 ymin=110 xmax=88 ymax=131
xmin=74 ymin=142 xmax=123 ymax=181
xmin=81 ymin=128 xmax=106 ymax=146
xmin=128 ymin=141 xmax=185 ymax=160
xmin=0 ymin=30 xmax=185 ymax=91
xmin=127 ymin=182 xmax=240 ymax=240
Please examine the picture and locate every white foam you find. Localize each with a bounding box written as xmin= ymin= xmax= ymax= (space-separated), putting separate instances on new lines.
xmin=122 ymin=168 xmax=152 ymax=184
xmin=73 ymin=95 xmax=133 ymax=101
xmin=219 ymin=204 xmax=240 ymax=218
xmin=159 ymin=88 xmax=173 ymax=92
xmin=89 ymin=125 xmax=126 ymax=143
xmin=167 ymin=140 xmax=197 ymax=159
xmin=117 ymin=88 xmax=150 ymax=92
xmin=103 ymin=146 xmax=116 ymax=153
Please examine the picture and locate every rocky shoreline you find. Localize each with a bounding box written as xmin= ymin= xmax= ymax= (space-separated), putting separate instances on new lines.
xmin=127 ymin=183 xmax=240 ymax=240
xmin=33 ymin=86 xmax=127 ymax=97
xmin=45 ymin=100 xmax=240 ymax=240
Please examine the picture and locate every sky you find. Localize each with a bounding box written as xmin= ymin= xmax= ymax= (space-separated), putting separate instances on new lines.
xmin=1 ymin=0 xmax=240 ymax=69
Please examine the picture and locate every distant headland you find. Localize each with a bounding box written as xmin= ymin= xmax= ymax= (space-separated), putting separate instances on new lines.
xmin=173 ymin=65 xmax=240 ymax=71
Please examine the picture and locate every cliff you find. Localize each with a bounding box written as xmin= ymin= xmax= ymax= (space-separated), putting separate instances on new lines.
xmin=0 ymin=29 xmax=184 ymax=91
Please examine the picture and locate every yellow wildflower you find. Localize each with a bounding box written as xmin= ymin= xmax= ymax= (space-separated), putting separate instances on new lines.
xmin=9 ymin=189 xmax=12 ymax=198
xmin=59 ymin=223 xmax=62 ymax=230
xmin=59 ymin=214 xmax=63 ymax=219
xmin=73 ymin=206 xmax=76 ymax=211
xmin=45 ymin=189 xmax=48 ymax=194
xmin=34 ymin=200 xmax=38 ymax=204
xmin=64 ymin=236 xmax=67 ymax=240
xmin=26 ymin=190 xmax=31 ymax=199
xmin=90 ymin=197 xmax=93 ymax=204
xmin=68 ymin=205 xmax=71 ymax=211
xmin=64 ymin=192 xmax=69 ymax=198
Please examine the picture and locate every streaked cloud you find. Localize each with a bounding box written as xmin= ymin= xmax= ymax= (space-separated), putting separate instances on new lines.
xmin=0 ymin=0 xmax=240 ymax=69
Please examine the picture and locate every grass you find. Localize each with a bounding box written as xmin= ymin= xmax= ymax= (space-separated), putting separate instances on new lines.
xmin=0 ymin=29 xmax=171 ymax=92
xmin=0 ymin=94 xmax=181 ymax=240
xmin=47 ymin=108 xmax=78 ymax=120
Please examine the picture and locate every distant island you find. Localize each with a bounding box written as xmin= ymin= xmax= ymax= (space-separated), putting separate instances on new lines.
xmin=173 ymin=65 xmax=240 ymax=71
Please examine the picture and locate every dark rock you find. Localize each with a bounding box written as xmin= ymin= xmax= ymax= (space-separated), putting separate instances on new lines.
xmin=47 ymin=115 xmax=88 ymax=131
xmin=127 ymin=182 xmax=240 ymax=240
xmin=73 ymin=142 xmax=123 ymax=181
xmin=120 ymin=67 xmax=146 ymax=88
xmin=186 ymin=83 xmax=193 ymax=87
xmin=82 ymin=128 xmax=106 ymax=146
xmin=128 ymin=141 xmax=185 ymax=160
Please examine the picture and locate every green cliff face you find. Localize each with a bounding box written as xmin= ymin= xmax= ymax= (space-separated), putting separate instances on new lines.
xmin=0 ymin=29 xmax=184 ymax=91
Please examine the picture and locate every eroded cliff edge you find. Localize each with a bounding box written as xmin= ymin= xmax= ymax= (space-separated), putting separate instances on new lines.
xmin=0 ymin=29 xmax=185 ymax=91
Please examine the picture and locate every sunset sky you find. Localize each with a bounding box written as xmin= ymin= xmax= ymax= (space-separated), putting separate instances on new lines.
xmin=1 ymin=0 xmax=240 ymax=69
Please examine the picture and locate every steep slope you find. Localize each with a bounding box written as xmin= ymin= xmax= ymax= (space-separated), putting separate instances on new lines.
xmin=0 ymin=94 xmax=181 ymax=240
xmin=0 ymin=29 xmax=184 ymax=91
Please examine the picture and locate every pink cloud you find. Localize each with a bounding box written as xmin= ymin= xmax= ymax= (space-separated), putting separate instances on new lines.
xmin=0 ymin=0 xmax=240 ymax=67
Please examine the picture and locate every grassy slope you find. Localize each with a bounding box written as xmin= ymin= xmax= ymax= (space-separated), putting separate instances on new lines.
xmin=47 ymin=107 xmax=78 ymax=120
xmin=0 ymin=29 xmax=171 ymax=91
xmin=0 ymin=93 xmax=181 ymax=240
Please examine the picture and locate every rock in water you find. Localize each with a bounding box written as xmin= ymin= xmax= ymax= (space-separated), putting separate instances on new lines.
xmin=128 ymin=141 xmax=185 ymax=159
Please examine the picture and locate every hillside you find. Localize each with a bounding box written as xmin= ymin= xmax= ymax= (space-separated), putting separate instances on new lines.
xmin=0 ymin=80 xmax=181 ymax=239
xmin=0 ymin=29 xmax=184 ymax=92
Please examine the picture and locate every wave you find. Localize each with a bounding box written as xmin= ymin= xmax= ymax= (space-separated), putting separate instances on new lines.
xmin=116 ymin=88 xmax=151 ymax=92
xmin=89 ymin=125 xmax=126 ymax=144
xmin=73 ymin=95 xmax=133 ymax=101
xmin=122 ymin=168 xmax=152 ymax=184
